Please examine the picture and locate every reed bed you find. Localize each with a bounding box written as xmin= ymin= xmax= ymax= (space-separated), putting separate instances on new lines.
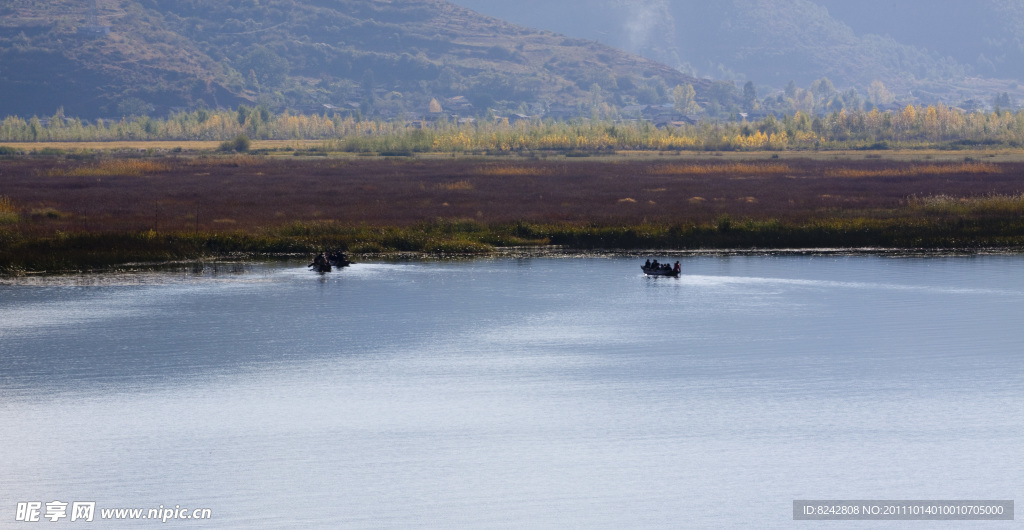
xmin=476 ymin=164 xmax=555 ymax=177
xmin=46 ymin=159 xmax=172 ymax=177
xmin=184 ymin=155 xmax=271 ymax=168
xmin=435 ymin=180 xmax=475 ymax=191
xmin=647 ymin=162 xmax=791 ymax=176
xmin=3 ymin=156 xmax=1024 ymax=272
xmin=0 ymin=196 xmax=18 ymax=224
xmin=908 ymin=193 xmax=1024 ymax=215
xmin=826 ymin=162 xmax=1001 ymax=178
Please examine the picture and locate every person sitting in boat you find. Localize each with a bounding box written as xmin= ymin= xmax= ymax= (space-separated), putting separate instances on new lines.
xmin=674 ymin=261 xmax=681 ymax=274
xmin=644 ymin=259 xmax=652 ymax=269
xmin=651 ymin=260 xmax=659 ymax=269
xmin=310 ymin=252 xmax=329 ymax=271
xmin=328 ymin=250 xmax=351 ymax=268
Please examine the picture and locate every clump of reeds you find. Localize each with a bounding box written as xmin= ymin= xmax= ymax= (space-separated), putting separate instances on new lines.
xmin=0 ymin=196 xmax=18 ymax=224
xmin=29 ymin=207 xmax=66 ymax=219
xmin=436 ymin=180 xmax=474 ymax=191
xmin=47 ymin=159 xmax=172 ymax=177
xmin=477 ymin=164 xmax=553 ymax=177
xmin=908 ymin=193 xmax=1024 ymax=215
xmin=828 ymin=163 xmax=1001 ymax=178
xmin=186 ymin=154 xmax=263 ymax=168
xmin=648 ymin=162 xmax=790 ymax=176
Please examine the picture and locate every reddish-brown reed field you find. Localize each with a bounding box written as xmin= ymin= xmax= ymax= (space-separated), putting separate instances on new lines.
xmin=3 ymin=156 xmax=1024 ymax=236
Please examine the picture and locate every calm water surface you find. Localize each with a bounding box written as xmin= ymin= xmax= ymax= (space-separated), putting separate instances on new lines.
xmin=1 ymin=256 xmax=1021 ymax=528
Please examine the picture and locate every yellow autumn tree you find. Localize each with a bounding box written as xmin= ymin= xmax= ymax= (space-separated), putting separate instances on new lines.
xmin=924 ymin=105 xmax=939 ymax=140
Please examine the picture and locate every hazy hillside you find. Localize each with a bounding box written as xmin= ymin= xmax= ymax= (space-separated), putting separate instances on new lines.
xmin=0 ymin=0 xmax=710 ymax=119
xmin=456 ymin=0 xmax=1023 ymax=103
xmin=814 ymin=0 xmax=1024 ymax=81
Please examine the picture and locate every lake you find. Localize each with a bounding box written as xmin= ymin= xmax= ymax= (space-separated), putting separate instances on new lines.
xmin=1 ymin=255 xmax=1021 ymax=527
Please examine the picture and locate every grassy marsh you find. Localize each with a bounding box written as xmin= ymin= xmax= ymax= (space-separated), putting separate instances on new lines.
xmin=2 ymin=154 xmax=1023 ymax=272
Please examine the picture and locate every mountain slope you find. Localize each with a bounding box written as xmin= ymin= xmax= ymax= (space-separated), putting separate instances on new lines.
xmin=455 ymin=0 xmax=1020 ymax=99
xmin=0 ymin=0 xmax=710 ymax=119
xmin=0 ymin=1 xmax=237 ymax=118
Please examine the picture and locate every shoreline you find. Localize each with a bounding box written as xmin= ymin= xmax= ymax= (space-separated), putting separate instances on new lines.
xmin=485 ymin=245 xmax=1024 ymax=258
xmin=4 ymin=245 xmax=1022 ymax=279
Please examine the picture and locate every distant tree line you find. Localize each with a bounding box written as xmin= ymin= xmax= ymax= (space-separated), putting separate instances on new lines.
xmin=667 ymin=77 xmax=1015 ymax=121
xmin=5 ymin=103 xmax=1024 ymax=151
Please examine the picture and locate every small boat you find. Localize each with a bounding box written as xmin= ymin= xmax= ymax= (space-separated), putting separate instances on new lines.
xmin=310 ymin=250 xmax=352 ymax=273
xmin=310 ymin=260 xmax=332 ymax=273
xmin=642 ymin=265 xmax=680 ymax=277
xmin=327 ymin=251 xmax=352 ymax=268
xmin=642 ymin=259 xmax=682 ymax=277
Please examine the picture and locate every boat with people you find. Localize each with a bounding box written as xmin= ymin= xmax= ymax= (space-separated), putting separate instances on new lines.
xmin=309 ymin=250 xmax=353 ymax=273
xmin=327 ymin=250 xmax=352 ymax=268
xmin=642 ymin=259 xmax=682 ymax=277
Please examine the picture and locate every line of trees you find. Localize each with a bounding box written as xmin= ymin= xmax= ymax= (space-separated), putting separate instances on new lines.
xmin=4 ymin=104 xmax=1024 ymax=151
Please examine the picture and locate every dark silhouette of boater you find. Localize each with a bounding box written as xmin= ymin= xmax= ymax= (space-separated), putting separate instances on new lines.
xmin=327 ymin=251 xmax=352 ymax=268
xmin=309 ymin=252 xmax=332 ymax=273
